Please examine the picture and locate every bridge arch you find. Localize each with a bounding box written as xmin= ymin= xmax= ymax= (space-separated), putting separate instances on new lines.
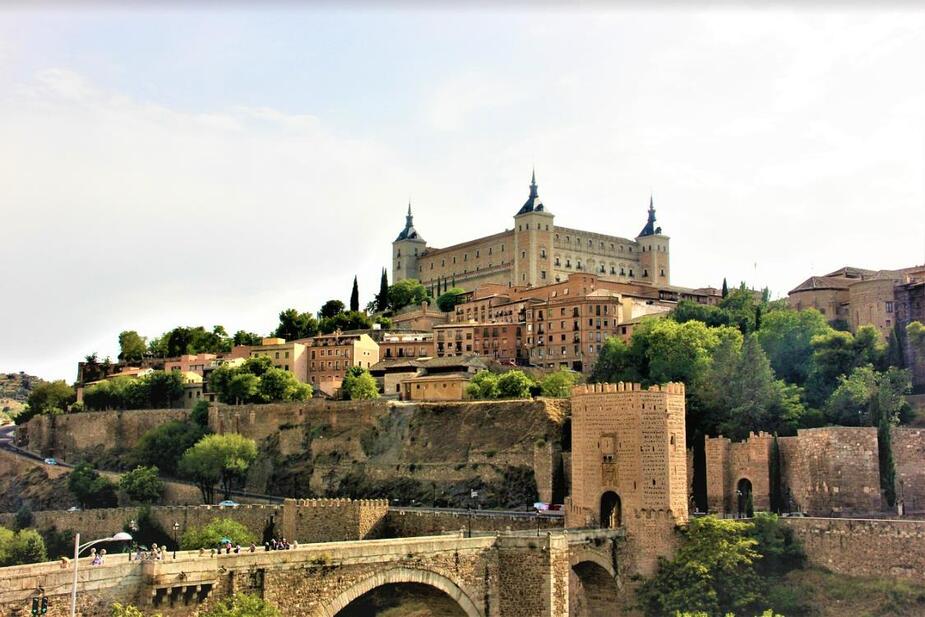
xmin=321 ymin=566 xmax=483 ymax=617
xmin=570 ymin=554 xmax=620 ymax=617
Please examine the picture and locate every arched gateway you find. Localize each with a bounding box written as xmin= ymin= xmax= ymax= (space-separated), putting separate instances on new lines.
xmin=321 ymin=567 xmax=483 ymax=617
xmin=600 ymin=491 xmax=622 ymax=528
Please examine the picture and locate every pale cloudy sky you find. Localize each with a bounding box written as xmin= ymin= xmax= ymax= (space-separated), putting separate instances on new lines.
xmin=0 ymin=5 xmax=923 ymax=381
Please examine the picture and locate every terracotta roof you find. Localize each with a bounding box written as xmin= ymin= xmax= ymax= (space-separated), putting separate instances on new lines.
xmin=789 ymin=276 xmax=854 ymax=294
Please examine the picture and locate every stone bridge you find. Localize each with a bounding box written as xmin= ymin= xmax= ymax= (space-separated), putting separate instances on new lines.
xmin=0 ymin=528 xmax=626 ymax=617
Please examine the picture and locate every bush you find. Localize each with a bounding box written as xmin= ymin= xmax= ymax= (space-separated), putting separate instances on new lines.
xmin=68 ymin=463 xmax=118 ymax=509
xmin=0 ymin=526 xmax=48 ymax=566
xmin=497 ymin=370 xmax=534 ymax=399
xmin=14 ymin=504 xmax=33 ymax=530
xmin=341 ymin=368 xmax=379 ymax=400
xmin=180 ymin=518 xmax=257 ymax=550
xmin=465 ymin=370 xmax=499 ymax=400
xmin=132 ymin=420 xmax=208 ymax=477
xmin=201 ymin=593 xmax=280 ymax=617
xmin=539 ymin=369 xmax=579 ymax=398
xmin=119 ymin=466 xmax=164 ymax=504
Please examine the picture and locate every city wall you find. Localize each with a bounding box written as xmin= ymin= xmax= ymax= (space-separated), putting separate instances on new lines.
xmin=383 ymin=508 xmax=563 ymax=537
xmin=784 ymin=517 xmax=925 ymax=584
xmin=705 ymin=432 xmax=772 ymax=514
xmin=0 ymin=499 xmax=389 ymax=547
xmin=892 ymin=427 xmax=925 ymax=514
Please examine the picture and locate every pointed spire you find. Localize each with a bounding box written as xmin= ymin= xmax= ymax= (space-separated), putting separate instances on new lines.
xmin=638 ymin=193 xmax=659 ymax=237
xmin=407 ymin=200 xmax=412 ymax=217
xmin=517 ymin=168 xmax=544 ymax=215
xmin=396 ymin=200 xmax=424 ymax=242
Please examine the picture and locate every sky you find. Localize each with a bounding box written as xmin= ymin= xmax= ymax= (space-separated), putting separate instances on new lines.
xmin=0 ymin=4 xmax=923 ymax=382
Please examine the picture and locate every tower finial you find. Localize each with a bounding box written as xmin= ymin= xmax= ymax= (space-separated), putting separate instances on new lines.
xmin=407 ymin=200 xmax=412 ymax=217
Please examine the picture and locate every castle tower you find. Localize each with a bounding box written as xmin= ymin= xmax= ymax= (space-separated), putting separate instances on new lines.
xmin=512 ymin=170 xmax=555 ymax=287
xmin=566 ymin=382 xmax=688 ymax=575
xmin=392 ymin=202 xmax=427 ymax=284
xmin=635 ymin=195 xmax=671 ymax=286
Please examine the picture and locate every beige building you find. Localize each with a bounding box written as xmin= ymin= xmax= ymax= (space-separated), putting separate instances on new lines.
xmin=566 ymin=381 xmax=688 ymax=575
xmin=307 ymin=331 xmax=380 ymax=396
xmin=248 ymin=338 xmax=308 ymax=383
xmin=392 ymin=173 xmax=671 ymax=294
xmin=163 ymin=353 xmax=218 ymax=376
xmin=378 ymin=331 xmax=434 ymax=360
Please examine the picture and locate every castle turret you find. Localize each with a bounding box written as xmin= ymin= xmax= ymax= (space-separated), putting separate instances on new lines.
xmin=392 ymin=202 xmax=427 ymax=284
xmin=513 ymin=170 xmax=554 ymax=287
xmin=635 ymin=195 xmax=670 ymax=285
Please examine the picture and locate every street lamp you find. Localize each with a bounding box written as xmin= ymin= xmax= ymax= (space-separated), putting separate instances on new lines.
xmin=70 ymin=531 xmax=132 ymax=617
xmin=173 ymin=522 xmax=180 ymax=559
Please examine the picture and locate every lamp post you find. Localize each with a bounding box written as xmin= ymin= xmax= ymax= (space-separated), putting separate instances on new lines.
xmin=173 ymin=522 xmax=180 ymax=559
xmin=70 ymin=531 xmax=132 ymax=617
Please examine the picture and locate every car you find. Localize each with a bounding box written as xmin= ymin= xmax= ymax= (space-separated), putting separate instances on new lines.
xmin=67 ymin=506 xmax=81 ymax=512
xmin=43 ymin=458 xmax=57 ymax=465
xmin=218 ymin=500 xmax=240 ymax=507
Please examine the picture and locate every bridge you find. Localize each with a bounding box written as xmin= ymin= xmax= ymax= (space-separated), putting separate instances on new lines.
xmin=0 ymin=527 xmax=626 ymax=617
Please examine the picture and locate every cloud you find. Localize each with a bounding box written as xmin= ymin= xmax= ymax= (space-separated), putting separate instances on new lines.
xmin=424 ymin=71 xmax=523 ymax=131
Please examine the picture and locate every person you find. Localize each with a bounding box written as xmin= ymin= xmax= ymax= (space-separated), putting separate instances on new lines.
xmin=59 ymin=557 xmax=69 ymax=569
xmin=225 ymin=541 xmax=232 ymax=554
xmin=291 ymin=540 xmax=298 ymax=550
xmin=249 ymin=543 xmax=256 ymax=553
xmin=151 ymin=544 xmax=159 ymax=560
xmin=264 ymin=542 xmax=270 ymax=552
xmin=209 ymin=548 xmax=216 ymax=558
xmin=198 ymin=548 xmax=205 ymax=557
xmin=90 ymin=548 xmax=102 ymax=567
xmin=234 ymin=544 xmax=241 ymax=554
xmin=99 ymin=549 xmax=107 ymax=564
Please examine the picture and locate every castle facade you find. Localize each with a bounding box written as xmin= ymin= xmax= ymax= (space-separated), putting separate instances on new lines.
xmin=392 ymin=172 xmax=670 ymax=294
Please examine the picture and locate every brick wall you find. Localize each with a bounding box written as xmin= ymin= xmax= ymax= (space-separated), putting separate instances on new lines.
xmin=785 ymin=517 xmax=925 ymax=583
xmin=383 ymin=508 xmax=563 ymax=537
xmin=892 ymin=427 xmax=925 ymax=514
xmin=704 ymin=432 xmax=772 ymax=515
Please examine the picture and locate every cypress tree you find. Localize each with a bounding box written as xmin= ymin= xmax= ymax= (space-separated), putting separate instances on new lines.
xmin=879 ymin=417 xmax=897 ymax=508
xmin=350 ymin=275 xmax=359 ymax=312
xmin=770 ymin=434 xmax=782 ymax=513
xmin=754 ymin=305 xmax=763 ymax=332
xmin=721 ymin=277 xmax=729 ymax=298
xmin=377 ymin=268 xmax=389 ymax=312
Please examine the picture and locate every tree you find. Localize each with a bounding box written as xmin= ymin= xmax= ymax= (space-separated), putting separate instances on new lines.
xmin=67 ymin=463 xmax=118 ymax=509
xmin=319 ymin=299 xmax=346 ymax=319
xmin=350 ymin=276 xmax=360 ymax=312
xmin=539 ymin=370 xmax=579 ymax=398
xmin=232 ymin=330 xmax=263 ymax=346
xmin=589 ymin=337 xmax=632 ymax=383
xmin=14 ymin=504 xmax=33 ymax=530
xmin=117 ymin=330 xmax=147 ymax=363
xmin=19 ymin=380 xmax=75 ymax=423
xmin=179 ymin=433 xmax=258 ymax=502
xmin=0 ymin=527 xmax=47 ymax=566
xmin=112 ymin=603 xmax=162 ymax=617
xmin=636 ymin=517 xmax=762 ymax=617
xmin=756 ymin=308 xmax=831 ymax=386
xmin=132 ymin=420 xmax=208 ymax=476
xmin=376 ymin=268 xmax=390 ymax=312
xmin=259 ymin=367 xmax=312 ymax=402
xmin=342 ymin=368 xmax=379 ymax=400
xmin=119 ymin=466 xmax=165 ymax=504
xmin=201 ymin=593 xmax=280 ymax=617
xmin=273 ymin=309 xmax=317 ymax=340
xmin=180 ymin=518 xmax=257 ymax=550
xmin=722 ymin=277 xmax=729 ymax=298
xmin=317 ymin=310 xmax=373 ymax=335
xmin=497 ymin=370 xmax=534 ymax=399
xmin=145 ymin=370 xmax=184 ymax=408
xmin=388 ymin=279 xmax=430 ymax=311
xmin=465 ymin=371 xmax=500 ymax=400
xmin=227 ymin=373 xmax=261 ymax=405
xmin=436 ymin=287 xmax=466 ymax=312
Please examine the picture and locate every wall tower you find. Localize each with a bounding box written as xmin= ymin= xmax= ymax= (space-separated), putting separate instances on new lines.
xmin=392 ymin=203 xmax=428 ymax=284
xmin=512 ymin=170 xmax=555 ymax=287
xmin=635 ymin=195 xmax=671 ymax=286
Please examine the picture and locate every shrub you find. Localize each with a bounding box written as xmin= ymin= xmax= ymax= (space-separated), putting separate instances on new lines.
xmin=180 ymin=518 xmax=257 ymax=550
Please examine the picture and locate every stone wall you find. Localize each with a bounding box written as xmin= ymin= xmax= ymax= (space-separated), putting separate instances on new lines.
xmin=704 ymin=432 xmax=772 ymax=515
xmin=779 ymin=427 xmax=882 ymax=515
xmin=20 ymin=409 xmax=189 ymax=460
xmin=784 ymin=517 xmax=925 ymax=583
xmin=892 ymin=427 xmax=925 ymax=514
xmin=383 ymin=508 xmax=563 ymax=537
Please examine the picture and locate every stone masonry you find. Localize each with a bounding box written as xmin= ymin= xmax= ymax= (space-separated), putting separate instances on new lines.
xmin=704 ymin=432 xmax=773 ymax=515
xmin=565 ymin=382 xmax=688 ymax=575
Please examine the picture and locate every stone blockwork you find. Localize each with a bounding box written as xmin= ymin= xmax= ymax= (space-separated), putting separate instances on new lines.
xmin=892 ymin=427 xmax=925 ymax=514
xmin=383 ymin=508 xmax=563 ymax=537
xmin=0 ymin=528 xmax=627 ymax=617
xmin=565 ymin=382 xmax=688 ymax=575
xmin=704 ymin=432 xmax=772 ymax=515
xmin=784 ymin=517 xmax=925 ymax=584
xmin=779 ymin=427 xmax=882 ymax=515
xmin=19 ymin=409 xmax=189 ymax=460
xmin=0 ymin=499 xmax=388 ymax=549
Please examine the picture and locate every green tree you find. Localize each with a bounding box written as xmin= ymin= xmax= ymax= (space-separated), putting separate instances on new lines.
xmin=145 ymin=370 xmax=184 ymax=408
xmin=67 ymin=463 xmax=118 ymax=509
xmin=319 ymin=299 xmax=346 ymax=319
xmin=232 ymin=330 xmax=263 ymax=346
xmin=756 ymin=308 xmax=831 ymax=385
xmin=112 ymin=603 xmax=162 ymax=617
xmin=273 ymin=309 xmax=318 ymax=340
xmin=119 ymin=466 xmax=164 ymax=504
xmin=18 ymin=380 xmax=75 ymax=423
xmin=388 ymin=279 xmax=431 ymax=311
xmin=497 ymin=370 xmax=534 ymax=399
xmin=376 ymin=268 xmax=390 ymax=312
xmin=350 ymin=276 xmax=360 ymax=312
xmin=539 ymin=370 xmax=579 ymax=398
xmin=342 ymin=368 xmax=379 ymax=400
xmin=589 ymin=337 xmax=633 ymax=383
xmin=132 ymin=420 xmax=208 ymax=476
xmin=317 ymin=310 xmax=373 ymax=335
xmin=465 ymin=370 xmax=499 ymax=400
xmin=117 ymin=330 xmax=147 ymax=363
xmin=436 ymin=287 xmax=466 ymax=312
xmin=636 ymin=517 xmax=762 ymax=617
xmin=14 ymin=504 xmax=33 ymax=530
xmin=190 ymin=400 xmax=210 ymax=428
xmin=0 ymin=527 xmax=47 ymax=566
xmin=180 ymin=518 xmax=257 ymax=550
xmin=227 ymin=373 xmax=260 ymax=405
xmin=179 ymin=433 xmax=258 ymax=502
xmin=259 ymin=367 xmax=312 ymax=402
xmin=722 ymin=277 xmax=729 ymax=298
xmin=201 ymin=593 xmax=280 ymax=617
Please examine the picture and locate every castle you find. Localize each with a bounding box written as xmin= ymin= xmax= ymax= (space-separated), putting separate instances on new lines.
xmin=392 ymin=172 xmax=670 ymax=294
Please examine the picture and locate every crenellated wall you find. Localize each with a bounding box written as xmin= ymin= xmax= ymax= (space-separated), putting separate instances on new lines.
xmin=704 ymin=432 xmax=773 ymax=515
xmin=383 ymin=508 xmax=563 ymax=537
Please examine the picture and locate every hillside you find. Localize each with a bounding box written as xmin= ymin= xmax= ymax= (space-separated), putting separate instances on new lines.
xmin=0 ymin=372 xmax=44 ymax=417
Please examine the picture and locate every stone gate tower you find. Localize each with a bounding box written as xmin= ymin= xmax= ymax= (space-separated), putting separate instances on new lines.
xmin=566 ymin=381 xmax=688 ymax=574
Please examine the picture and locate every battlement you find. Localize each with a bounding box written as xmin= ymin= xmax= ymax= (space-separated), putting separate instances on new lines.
xmin=287 ymin=498 xmax=390 ymax=508
xmin=571 ymin=381 xmax=686 ymax=396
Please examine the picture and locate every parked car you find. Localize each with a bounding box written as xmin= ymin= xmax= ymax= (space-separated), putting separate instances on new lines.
xmin=67 ymin=506 xmax=81 ymax=512
xmin=218 ymin=500 xmax=240 ymax=507
xmin=43 ymin=458 xmax=57 ymax=465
